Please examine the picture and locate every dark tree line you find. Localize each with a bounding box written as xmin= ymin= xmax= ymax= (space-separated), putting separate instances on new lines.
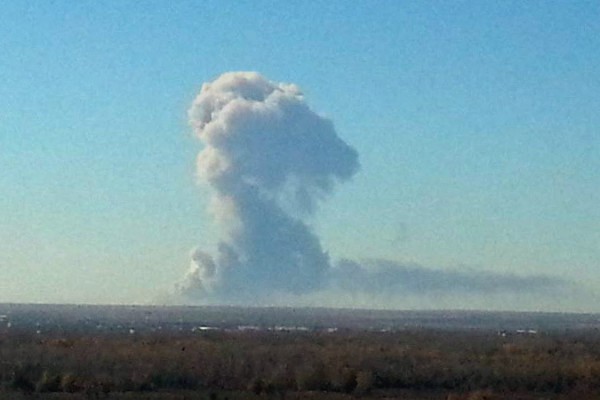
xmin=1 ymin=329 xmax=600 ymax=399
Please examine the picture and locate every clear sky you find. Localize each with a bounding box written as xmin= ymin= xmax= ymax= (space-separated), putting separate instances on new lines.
xmin=1 ymin=1 xmax=598 ymax=310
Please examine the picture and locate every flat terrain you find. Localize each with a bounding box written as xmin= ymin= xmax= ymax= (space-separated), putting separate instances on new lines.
xmin=1 ymin=305 xmax=599 ymax=399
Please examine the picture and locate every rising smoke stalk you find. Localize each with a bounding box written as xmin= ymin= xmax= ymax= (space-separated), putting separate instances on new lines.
xmin=178 ymin=72 xmax=359 ymax=303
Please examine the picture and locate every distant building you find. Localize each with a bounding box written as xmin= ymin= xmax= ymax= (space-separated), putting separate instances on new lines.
xmin=192 ymin=326 xmax=218 ymax=332
xmin=516 ymin=329 xmax=538 ymax=335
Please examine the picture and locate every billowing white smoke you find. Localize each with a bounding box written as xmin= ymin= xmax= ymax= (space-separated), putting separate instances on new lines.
xmin=178 ymin=72 xmax=359 ymax=303
xmin=176 ymin=71 xmax=570 ymax=308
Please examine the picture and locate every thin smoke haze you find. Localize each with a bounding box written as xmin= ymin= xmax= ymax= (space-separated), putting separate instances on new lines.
xmin=176 ymin=71 xmax=569 ymax=308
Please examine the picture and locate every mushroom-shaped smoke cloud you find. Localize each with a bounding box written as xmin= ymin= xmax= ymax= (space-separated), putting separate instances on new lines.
xmin=175 ymin=71 xmax=572 ymax=309
xmin=178 ymin=72 xmax=359 ymax=303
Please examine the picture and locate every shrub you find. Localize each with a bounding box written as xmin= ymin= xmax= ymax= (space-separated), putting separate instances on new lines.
xmin=295 ymin=363 xmax=328 ymax=391
xmin=35 ymin=370 xmax=61 ymax=392
xmin=60 ymin=373 xmax=83 ymax=393
xmin=354 ymin=370 xmax=375 ymax=395
xmin=329 ymin=367 xmax=357 ymax=393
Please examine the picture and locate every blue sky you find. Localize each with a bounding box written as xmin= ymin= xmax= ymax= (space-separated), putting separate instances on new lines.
xmin=1 ymin=1 xmax=598 ymax=310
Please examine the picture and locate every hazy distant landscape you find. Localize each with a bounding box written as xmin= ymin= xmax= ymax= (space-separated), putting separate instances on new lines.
xmin=2 ymin=304 xmax=600 ymax=334
xmin=1 ymin=304 xmax=600 ymax=399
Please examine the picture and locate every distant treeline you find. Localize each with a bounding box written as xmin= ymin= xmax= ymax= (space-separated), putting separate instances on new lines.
xmin=3 ymin=304 xmax=600 ymax=333
xmin=1 ymin=329 xmax=600 ymax=399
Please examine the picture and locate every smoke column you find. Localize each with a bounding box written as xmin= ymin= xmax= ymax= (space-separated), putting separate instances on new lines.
xmin=178 ymin=72 xmax=359 ymax=303
xmin=175 ymin=71 xmax=568 ymax=309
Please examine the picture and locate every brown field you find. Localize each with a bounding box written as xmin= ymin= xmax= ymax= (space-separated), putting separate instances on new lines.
xmin=2 ymin=326 xmax=600 ymax=400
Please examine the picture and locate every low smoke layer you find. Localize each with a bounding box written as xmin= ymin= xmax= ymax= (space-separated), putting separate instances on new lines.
xmin=176 ymin=72 xmax=569 ymax=308
xmin=330 ymin=259 xmax=566 ymax=295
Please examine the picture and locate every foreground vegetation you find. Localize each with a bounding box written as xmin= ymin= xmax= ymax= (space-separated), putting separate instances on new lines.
xmin=1 ymin=328 xmax=600 ymax=399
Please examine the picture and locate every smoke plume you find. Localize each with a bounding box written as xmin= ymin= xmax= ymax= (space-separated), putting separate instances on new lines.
xmin=176 ymin=71 xmax=570 ymax=308
xmin=330 ymin=259 xmax=566 ymax=295
xmin=178 ymin=72 xmax=359 ymax=303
